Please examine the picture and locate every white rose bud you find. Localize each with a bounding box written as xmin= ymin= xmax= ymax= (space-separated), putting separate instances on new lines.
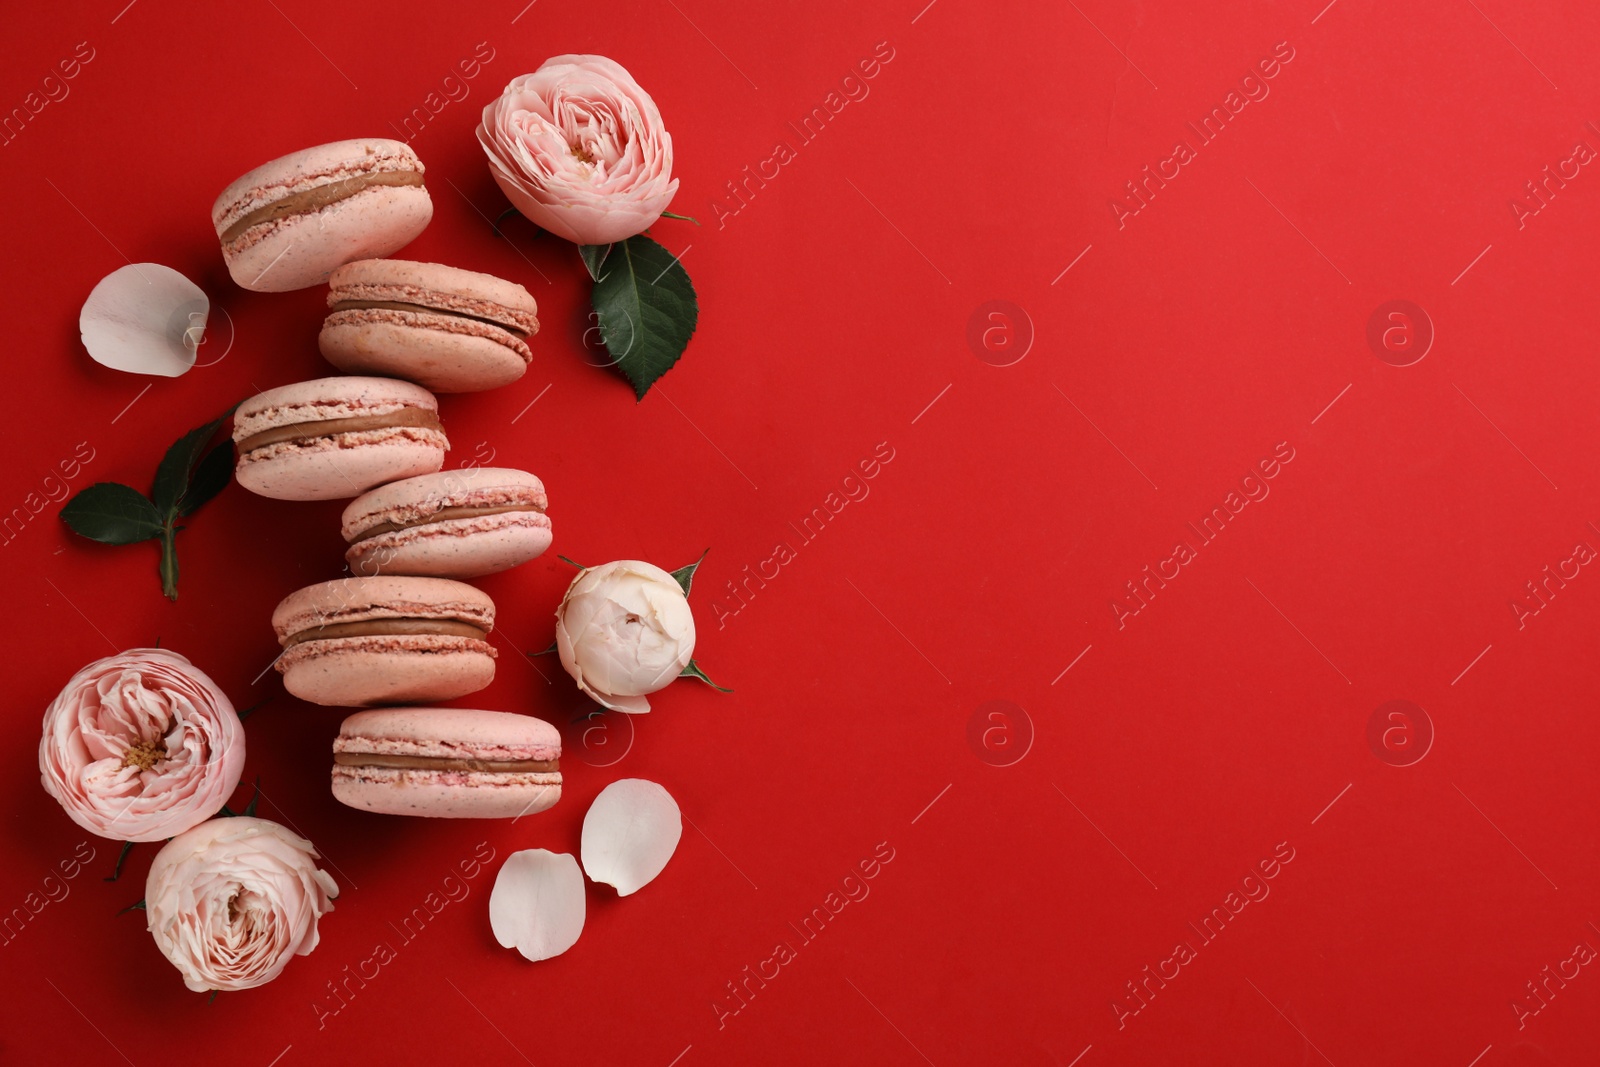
xmin=555 ymin=560 xmax=694 ymax=713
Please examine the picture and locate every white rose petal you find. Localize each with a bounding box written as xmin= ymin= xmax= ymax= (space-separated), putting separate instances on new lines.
xmin=80 ymin=263 xmax=208 ymax=377
xmin=581 ymin=778 xmax=682 ymax=896
xmin=489 ymin=849 xmax=585 ymax=961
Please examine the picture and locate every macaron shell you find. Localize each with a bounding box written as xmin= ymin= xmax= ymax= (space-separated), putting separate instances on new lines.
xmin=336 ymin=706 xmax=560 ymax=752
xmin=272 ymin=575 xmax=494 ymax=638
xmin=224 ymin=185 xmax=433 ymax=292
xmin=236 ymin=375 xmax=440 ymax=431
xmin=235 ymin=431 xmax=446 ymax=501
xmin=348 ymin=512 xmax=553 ymax=577
xmin=339 ymin=467 xmax=546 ymax=532
xmin=332 ymin=707 xmax=561 ymax=818
xmin=332 ymin=768 xmax=560 ymax=818
xmin=212 ymin=139 xmax=421 ymax=226
xmin=281 ymin=642 xmax=495 ymax=706
xmin=327 ymin=258 xmax=540 ymax=314
xmin=319 ymin=319 xmax=527 ymax=393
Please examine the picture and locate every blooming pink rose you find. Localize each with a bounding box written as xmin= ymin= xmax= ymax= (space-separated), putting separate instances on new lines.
xmin=39 ymin=649 xmax=245 ymax=842
xmin=478 ymin=55 xmax=679 ymax=246
xmin=146 ymin=816 xmax=338 ymax=992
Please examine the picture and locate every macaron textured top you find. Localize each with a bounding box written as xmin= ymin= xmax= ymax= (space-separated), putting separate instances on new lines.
xmin=340 ymin=468 xmax=548 ymax=542
xmin=234 ymin=376 xmax=443 ymax=447
xmin=335 ymin=707 xmax=560 ymax=764
xmin=271 ymin=576 xmax=495 ymax=646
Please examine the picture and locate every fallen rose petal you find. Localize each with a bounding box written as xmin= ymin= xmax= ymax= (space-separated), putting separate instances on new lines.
xmin=80 ymin=263 xmax=208 ymax=377
xmin=581 ymin=778 xmax=681 ymax=896
xmin=489 ymin=849 xmax=585 ymax=961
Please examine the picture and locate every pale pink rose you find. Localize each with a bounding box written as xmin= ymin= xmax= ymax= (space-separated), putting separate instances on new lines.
xmin=478 ymin=55 xmax=679 ymax=246
xmin=39 ymin=649 xmax=245 ymax=843
xmin=146 ymin=816 xmax=338 ymax=992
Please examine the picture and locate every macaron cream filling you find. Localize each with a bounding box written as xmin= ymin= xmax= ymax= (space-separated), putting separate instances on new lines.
xmin=280 ymin=618 xmax=489 ymax=646
xmin=331 ymin=753 xmax=558 ymax=772
xmin=328 ymin=298 xmax=533 ymax=337
xmin=219 ymin=169 xmax=426 ymax=244
xmin=348 ymin=502 xmax=547 ymax=543
xmin=235 ymin=407 xmax=444 ymax=454
xmin=322 ymin=277 xmax=541 ymax=354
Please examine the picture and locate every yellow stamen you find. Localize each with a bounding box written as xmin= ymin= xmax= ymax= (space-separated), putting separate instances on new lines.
xmin=122 ymin=740 xmax=166 ymax=771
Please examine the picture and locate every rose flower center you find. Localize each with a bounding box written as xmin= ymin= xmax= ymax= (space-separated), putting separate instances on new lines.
xmin=570 ymin=143 xmax=595 ymax=165
xmin=122 ymin=739 xmax=167 ymax=771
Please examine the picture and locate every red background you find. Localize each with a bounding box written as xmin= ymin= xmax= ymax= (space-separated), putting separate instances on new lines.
xmin=3 ymin=0 xmax=1599 ymax=1063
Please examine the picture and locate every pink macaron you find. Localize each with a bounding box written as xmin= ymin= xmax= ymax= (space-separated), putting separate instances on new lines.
xmin=234 ymin=376 xmax=448 ymax=501
xmin=331 ymin=707 xmax=560 ymax=818
xmin=272 ymin=576 xmax=496 ymax=707
xmin=341 ymin=468 xmax=552 ymax=578
xmin=212 ymin=138 xmax=433 ymax=292
xmin=320 ymin=259 xmax=540 ymax=392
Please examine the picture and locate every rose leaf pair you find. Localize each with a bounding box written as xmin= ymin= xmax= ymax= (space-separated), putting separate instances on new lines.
xmin=60 ymin=407 xmax=237 ymax=599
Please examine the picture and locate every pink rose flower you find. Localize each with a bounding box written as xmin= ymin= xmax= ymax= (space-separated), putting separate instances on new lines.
xmin=478 ymin=55 xmax=679 ymax=246
xmin=146 ymin=816 xmax=338 ymax=992
xmin=39 ymin=649 xmax=245 ymax=843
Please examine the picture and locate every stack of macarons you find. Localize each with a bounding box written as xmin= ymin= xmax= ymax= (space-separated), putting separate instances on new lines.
xmin=215 ymin=137 xmax=560 ymax=821
xmin=214 ymin=137 xmax=542 ymax=393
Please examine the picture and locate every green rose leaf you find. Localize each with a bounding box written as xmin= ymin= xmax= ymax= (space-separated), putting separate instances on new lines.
xmin=671 ymin=548 xmax=709 ymax=596
xmin=153 ymin=409 xmax=237 ymax=515
xmin=235 ymin=700 xmax=268 ymax=722
xmin=179 ymin=442 xmax=235 ymax=517
xmin=64 ymin=402 xmax=241 ymax=601
xmin=590 ymin=234 xmax=698 ymax=400
xmin=681 ymin=660 xmax=731 ymax=692
xmin=60 ymin=483 xmax=164 ymax=545
xmin=579 ymin=243 xmax=612 ymax=283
